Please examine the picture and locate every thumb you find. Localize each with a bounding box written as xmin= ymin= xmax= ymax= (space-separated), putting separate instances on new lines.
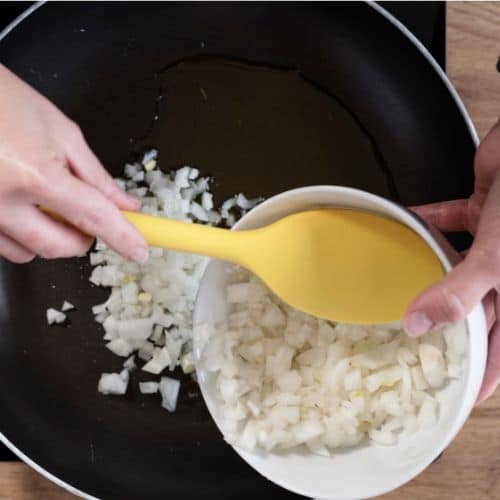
xmin=404 ymin=251 xmax=494 ymax=336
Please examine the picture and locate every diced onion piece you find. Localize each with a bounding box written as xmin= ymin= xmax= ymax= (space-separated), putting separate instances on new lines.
xmin=365 ymin=366 xmax=402 ymax=393
xmin=201 ymin=192 xmax=213 ymax=211
xmin=403 ymin=414 xmax=418 ymax=435
xmin=411 ymin=365 xmax=429 ymax=390
xmin=174 ymin=166 xmax=191 ymax=188
xmin=117 ymin=318 xmax=153 ymax=341
xmin=142 ymin=347 xmax=171 ymax=374
xmin=235 ymin=193 xmax=262 ymax=210
xmin=180 ymin=352 xmax=195 ymax=374
xmin=443 ymin=323 xmax=467 ymax=363
xmin=124 ymin=163 xmax=138 ymax=178
xmin=123 ymin=355 xmax=136 ymax=371
xmin=397 ymin=347 xmax=417 ymax=365
xmin=61 ymin=301 xmax=74 ymax=312
xmin=225 ymin=213 xmax=235 ymax=227
xmin=351 ymin=340 xmax=399 ymax=370
xmin=369 ymin=429 xmax=397 ymax=446
xmin=139 ymin=381 xmax=159 ymax=394
xmin=188 ymin=168 xmax=199 ymax=180
xmin=276 ymin=370 xmax=302 ymax=393
xmin=343 ymin=369 xmax=362 ymax=392
xmin=418 ymin=396 xmax=438 ymax=428
xmin=92 ymin=303 xmax=106 ymax=315
xmin=293 ymin=420 xmax=324 ymax=444
xmin=138 ymin=292 xmax=152 ymax=303
xmin=306 ymin=438 xmax=330 ymax=457
xmin=236 ymin=421 xmax=258 ymax=451
xmin=142 ymin=149 xmax=158 ymax=166
xmin=166 ymin=337 xmax=182 ymax=370
xmin=144 ymin=160 xmax=157 ymax=171
xmin=46 ymin=308 xmax=66 ymax=325
xmin=190 ymin=202 xmax=209 ymax=221
xmin=221 ymin=197 xmax=236 ymax=213
xmin=419 ymin=344 xmax=446 ymax=388
xmin=420 ymin=330 xmax=444 ymax=352
xmin=98 ymin=372 xmax=128 ymax=395
xmin=138 ymin=341 xmax=155 ymax=361
xmin=159 ymin=377 xmax=180 ymax=412
xmin=106 ymin=338 xmax=134 ymax=357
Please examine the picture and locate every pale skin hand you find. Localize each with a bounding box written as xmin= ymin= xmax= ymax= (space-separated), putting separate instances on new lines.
xmin=404 ymin=121 xmax=500 ymax=403
xmin=0 ymin=64 xmax=148 ymax=263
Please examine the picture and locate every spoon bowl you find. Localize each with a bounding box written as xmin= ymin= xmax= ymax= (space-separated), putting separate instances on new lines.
xmin=123 ymin=196 xmax=443 ymax=325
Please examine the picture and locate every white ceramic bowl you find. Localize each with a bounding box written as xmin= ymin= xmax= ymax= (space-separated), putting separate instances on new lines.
xmin=193 ymin=186 xmax=487 ymax=499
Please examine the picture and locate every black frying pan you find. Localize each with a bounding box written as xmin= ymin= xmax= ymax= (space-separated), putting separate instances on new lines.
xmin=0 ymin=2 xmax=475 ymax=499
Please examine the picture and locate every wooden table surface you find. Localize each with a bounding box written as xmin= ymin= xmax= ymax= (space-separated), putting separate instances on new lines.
xmin=1 ymin=3 xmax=500 ymax=499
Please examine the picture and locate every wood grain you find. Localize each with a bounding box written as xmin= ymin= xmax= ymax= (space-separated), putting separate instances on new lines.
xmin=0 ymin=3 xmax=499 ymax=499
xmin=447 ymin=2 xmax=500 ymax=140
xmin=0 ymin=463 xmax=74 ymax=499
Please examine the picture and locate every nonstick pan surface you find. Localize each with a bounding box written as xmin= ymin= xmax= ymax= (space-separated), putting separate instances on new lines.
xmin=0 ymin=2 xmax=475 ymax=499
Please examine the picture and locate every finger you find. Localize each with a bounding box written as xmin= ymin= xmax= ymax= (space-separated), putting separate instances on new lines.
xmin=476 ymin=325 xmax=500 ymax=404
xmin=410 ymin=199 xmax=468 ymax=232
xmin=476 ymin=293 xmax=500 ymax=404
xmin=64 ymin=126 xmax=140 ymax=211
xmin=484 ymin=289 xmax=497 ymax=332
xmin=38 ymin=172 xmax=148 ymax=262
xmin=474 ymin=119 xmax=500 ymax=191
xmin=0 ymin=204 xmax=92 ymax=259
xmin=472 ymin=170 xmax=500 ymax=250
xmin=0 ymin=232 xmax=35 ymax=263
xmin=404 ymin=251 xmax=496 ymax=336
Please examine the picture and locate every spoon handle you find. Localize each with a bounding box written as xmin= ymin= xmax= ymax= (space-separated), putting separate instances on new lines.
xmin=122 ymin=211 xmax=249 ymax=263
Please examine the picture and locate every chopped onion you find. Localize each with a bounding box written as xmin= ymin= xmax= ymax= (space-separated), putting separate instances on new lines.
xmin=201 ymin=192 xmax=213 ymax=211
xmin=235 ymin=193 xmax=262 ymax=210
xmin=141 ymin=149 xmax=158 ymax=166
xmin=221 ymin=197 xmax=236 ymax=213
xmin=97 ymin=371 xmax=128 ymax=395
xmin=46 ymin=308 xmax=66 ymax=325
xmin=174 ymin=166 xmax=191 ymax=188
xmin=83 ymin=152 xmax=260 ymax=408
xmin=138 ymin=340 xmax=155 ymax=361
xmin=139 ymin=381 xmax=159 ymax=394
xmin=417 ymin=396 xmax=438 ymax=428
xmin=180 ymin=352 xmax=195 ymax=374
xmin=419 ymin=344 xmax=446 ymax=388
xmin=159 ymin=377 xmax=180 ymax=412
xmin=369 ymin=429 xmax=397 ymax=446
xmin=61 ymin=301 xmax=74 ymax=312
xmin=190 ymin=201 xmax=209 ymax=222
xmin=123 ymin=355 xmax=136 ymax=371
xmin=106 ymin=338 xmax=134 ymax=357
xmin=142 ymin=347 xmax=171 ymax=374
xmin=203 ymin=268 xmax=466 ymax=455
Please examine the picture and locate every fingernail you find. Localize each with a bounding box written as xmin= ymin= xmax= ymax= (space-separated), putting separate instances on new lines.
xmin=129 ymin=246 xmax=148 ymax=263
xmin=405 ymin=311 xmax=433 ymax=336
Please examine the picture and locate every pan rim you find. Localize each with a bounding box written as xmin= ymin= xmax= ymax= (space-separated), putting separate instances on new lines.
xmin=369 ymin=1 xmax=479 ymax=147
xmin=0 ymin=3 xmax=478 ymax=500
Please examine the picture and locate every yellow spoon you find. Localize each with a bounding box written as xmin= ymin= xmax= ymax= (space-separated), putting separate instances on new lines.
xmin=121 ymin=208 xmax=443 ymax=324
